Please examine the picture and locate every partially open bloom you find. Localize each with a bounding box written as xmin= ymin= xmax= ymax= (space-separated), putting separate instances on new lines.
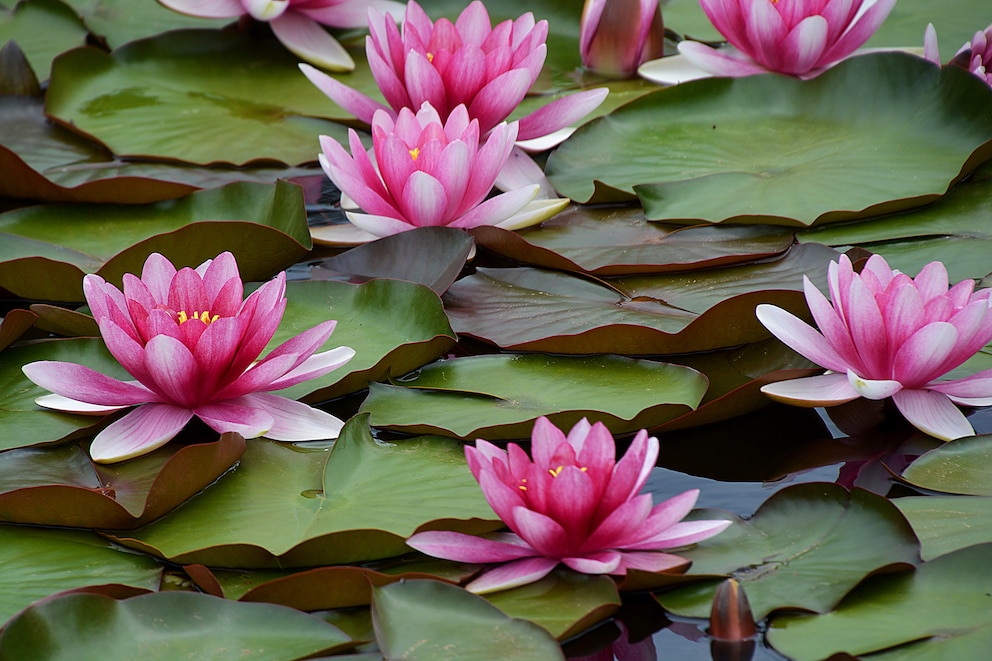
xmin=157 ymin=0 xmax=404 ymax=70
xmin=757 ymin=254 xmax=992 ymax=441
xmin=925 ymin=22 xmax=992 ymax=87
xmin=22 ymin=252 xmax=355 ymax=463
xmin=678 ymin=0 xmax=896 ymax=78
xmin=407 ymin=417 xmax=731 ymax=594
xmin=300 ymin=0 xmax=608 ymax=150
xmin=319 ymin=102 xmax=547 ymax=240
xmin=580 ymin=0 xmax=665 ymax=78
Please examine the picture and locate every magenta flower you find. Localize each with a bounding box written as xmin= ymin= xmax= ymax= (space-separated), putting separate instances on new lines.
xmin=319 ymin=102 xmax=553 ymax=240
xmin=678 ymin=0 xmax=896 ymax=78
xmin=580 ymin=0 xmax=665 ymax=78
xmin=300 ymin=0 xmax=608 ymax=150
xmin=925 ymin=22 xmax=992 ymax=87
xmin=157 ymin=0 xmax=404 ymax=70
xmin=22 ymin=252 xmax=355 ymax=463
xmin=407 ymin=417 xmax=731 ymax=594
xmin=757 ymin=254 xmax=992 ymax=441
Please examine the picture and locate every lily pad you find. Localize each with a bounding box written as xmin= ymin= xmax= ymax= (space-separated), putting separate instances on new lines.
xmin=0 ymin=433 xmax=244 ymax=529
xmin=655 ymin=484 xmax=920 ymax=620
xmin=106 ymin=416 xmax=499 ymax=568
xmin=266 ymin=279 xmax=457 ymax=402
xmin=546 ymin=53 xmax=992 ymax=226
xmin=896 ymin=495 xmax=992 ymax=562
xmin=0 ymin=524 xmax=161 ymax=625
xmin=899 ymin=433 xmax=992 ymax=495
xmin=0 ymin=96 xmax=322 ymax=204
xmin=0 ymin=308 xmax=37 ymax=350
xmin=0 ymin=591 xmax=353 ymax=660
xmin=767 ymin=543 xmax=992 ymax=661
xmin=61 ymin=0 xmax=230 ymax=48
xmin=0 ymin=0 xmax=87 ymax=81
xmin=0 ymin=180 xmax=310 ymax=301
xmin=45 ymin=30 xmax=359 ymax=166
xmin=359 ymin=353 xmax=708 ymax=440
xmin=372 ymin=579 xmax=565 ymax=661
xmin=443 ymin=242 xmax=838 ymax=354
xmin=470 ymin=205 xmax=795 ymax=276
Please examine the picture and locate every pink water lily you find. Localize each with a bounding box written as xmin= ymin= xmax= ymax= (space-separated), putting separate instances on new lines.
xmin=300 ymin=0 xmax=607 ymax=152
xmin=925 ymin=22 xmax=992 ymax=87
xmin=407 ymin=417 xmax=731 ymax=594
xmin=22 ymin=252 xmax=355 ymax=463
xmin=580 ymin=0 xmax=665 ymax=77
xmin=157 ymin=0 xmax=404 ymax=70
xmin=319 ymin=102 xmax=544 ymax=240
xmin=756 ymin=254 xmax=992 ymax=441
xmin=678 ymin=0 xmax=896 ymax=78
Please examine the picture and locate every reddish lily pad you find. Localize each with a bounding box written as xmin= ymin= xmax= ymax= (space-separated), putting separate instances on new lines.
xmin=471 ymin=206 xmax=795 ymax=276
xmin=29 ymin=303 xmax=99 ymax=337
xmin=106 ymin=416 xmax=499 ymax=568
xmin=360 ymin=353 xmax=708 ymax=440
xmin=443 ymin=242 xmax=838 ymax=354
xmin=0 ymin=308 xmax=38 ymax=350
xmin=0 ymin=432 xmax=244 ymax=529
xmin=0 ymin=180 xmax=310 ymax=302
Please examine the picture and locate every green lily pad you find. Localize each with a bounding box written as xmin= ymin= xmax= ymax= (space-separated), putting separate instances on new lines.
xmin=0 ymin=591 xmax=353 ymax=660
xmin=896 ymin=495 xmax=992 ymax=562
xmin=655 ymin=484 xmax=920 ymax=620
xmin=0 ymin=96 xmax=322 ymax=204
xmin=0 ymin=0 xmax=87 ymax=81
xmin=0 ymin=524 xmax=161 ymax=625
xmin=0 ymin=180 xmax=310 ymax=301
xmin=470 ymin=205 xmax=795 ymax=276
xmin=767 ymin=543 xmax=992 ymax=661
xmin=61 ymin=0 xmax=230 ymax=48
xmin=546 ymin=53 xmax=992 ymax=227
xmin=486 ymin=571 xmax=621 ymax=640
xmin=372 ymin=579 xmax=565 ymax=661
xmin=267 ymin=279 xmax=457 ymax=402
xmin=360 ymin=353 xmax=708 ymax=440
xmin=106 ymin=415 xmax=499 ymax=568
xmin=899 ymin=434 xmax=992 ymax=495
xmin=0 ymin=433 xmax=244 ymax=529
xmin=443 ymin=242 xmax=838 ymax=354
xmin=45 ymin=30 xmax=358 ymax=166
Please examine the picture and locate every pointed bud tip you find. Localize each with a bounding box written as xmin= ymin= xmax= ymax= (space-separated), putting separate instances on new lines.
xmin=709 ymin=578 xmax=757 ymax=642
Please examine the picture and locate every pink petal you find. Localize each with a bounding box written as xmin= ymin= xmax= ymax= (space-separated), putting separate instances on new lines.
xmin=194 ymin=400 xmax=274 ymax=438
xmin=399 ymin=171 xmax=449 ymax=226
xmin=847 ymin=371 xmax=903 ymax=400
xmin=406 ymin=530 xmax=538 ymax=563
xmin=515 ymin=88 xmax=608 ymax=141
xmin=585 ymin=494 xmax=654 ymax=551
xmin=744 ymin=0 xmax=787 ymax=68
xmin=235 ymin=393 xmax=345 ymax=441
xmin=264 ymin=345 xmax=355 ymax=391
xmin=143 ymin=334 xmax=200 ymax=407
xmin=22 ymin=361 xmax=158 ymax=407
xmin=626 ymin=519 xmax=732 ymax=550
xmin=599 ymin=431 xmax=656 ymax=516
xmin=512 ymin=507 xmax=570 ymax=558
xmin=35 ymin=394 xmax=126 ymax=415
xmin=927 ymin=369 xmax=992 ymax=403
xmin=345 ymin=211 xmax=415 ymax=238
xmin=530 ymin=416 xmax=567 ymax=468
xmin=89 ymin=404 xmax=194 ymax=464
xmin=157 ymin=0 xmax=244 ymax=18
xmin=820 ymin=0 xmax=897 ymax=65
xmin=781 ymin=16 xmax=829 ymax=75
xmin=465 ymin=556 xmax=560 ymax=594
xmin=562 ymin=550 xmax=622 ymax=574
xmin=924 ymin=23 xmax=940 ymax=64
xmin=299 ymin=0 xmax=405 ymax=28
xmin=677 ymin=41 xmax=771 ymax=77
xmin=616 ymin=551 xmax=691 ymax=574
xmin=760 ymin=372 xmax=861 ymax=407
xmin=270 ymin=12 xmax=353 ymax=71
xmin=467 ymin=67 xmax=535 ymax=132
xmin=755 ymin=304 xmax=849 ymax=373
xmin=891 ymin=322 xmax=959 ymax=387
xmin=448 ymin=184 xmax=538 ymax=229
xmin=891 ymin=389 xmax=974 ymax=441
xmin=405 ymin=51 xmax=449 ymax=117
xmin=299 ymin=64 xmax=388 ymax=125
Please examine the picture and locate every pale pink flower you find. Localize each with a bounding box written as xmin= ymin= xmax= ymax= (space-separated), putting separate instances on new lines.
xmin=580 ymin=0 xmax=666 ymax=78
xmin=22 ymin=252 xmax=355 ymax=463
xmin=678 ymin=0 xmax=896 ymax=78
xmin=157 ymin=0 xmax=404 ymax=70
xmin=319 ymin=102 xmax=543 ymax=240
xmin=924 ymin=22 xmax=992 ymax=87
xmin=757 ymin=254 xmax=992 ymax=441
xmin=407 ymin=417 xmax=731 ymax=594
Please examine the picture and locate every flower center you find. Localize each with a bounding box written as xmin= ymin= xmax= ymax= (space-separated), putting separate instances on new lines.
xmin=409 ymin=147 xmax=420 ymax=160
xmin=177 ymin=310 xmax=219 ymax=325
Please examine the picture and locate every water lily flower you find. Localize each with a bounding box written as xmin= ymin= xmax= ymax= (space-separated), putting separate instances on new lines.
xmin=678 ymin=0 xmax=896 ymax=78
xmin=157 ymin=0 xmax=404 ymax=70
xmin=300 ymin=0 xmax=608 ymax=151
xmin=925 ymin=22 xmax=992 ymax=87
xmin=580 ymin=0 xmax=666 ymax=77
xmin=406 ymin=417 xmax=731 ymax=594
xmin=22 ymin=252 xmax=355 ymax=463
xmin=319 ymin=101 xmax=555 ymax=240
xmin=756 ymin=254 xmax=992 ymax=441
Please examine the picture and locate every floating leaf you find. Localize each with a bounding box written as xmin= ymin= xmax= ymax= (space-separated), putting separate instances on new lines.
xmin=0 ymin=180 xmax=310 ymax=301
xmin=767 ymin=544 xmax=992 ymax=661
xmin=0 ymin=308 xmax=37 ymax=351
xmin=546 ymin=53 xmax=992 ymax=227
xmin=372 ymin=580 xmax=565 ymax=661
xmin=899 ymin=433 xmax=992 ymax=495
xmin=471 ymin=205 xmax=795 ymax=276
xmin=0 ymin=0 xmax=87 ymax=81
xmin=61 ymin=0 xmax=229 ymax=48
xmin=444 ymin=243 xmax=838 ymax=354
xmin=655 ymin=484 xmax=920 ymax=620
xmin=107 ymin=416 xmax=498 ymax=568
xmin=360 ymin=353 xmax=707 ymax=439
xmin=45 ymin=30 xmax=358 ymax=166
xmin=897 ymin=495 xmax=992 ymax=562
xmin=0 ymin=591 xmax=353 ymax=660
xmin=0 ymin=524 xmax=161 ymax=624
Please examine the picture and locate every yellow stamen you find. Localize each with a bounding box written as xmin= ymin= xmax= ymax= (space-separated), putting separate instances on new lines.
xmin=518 ymin=478 xmax=528 ymax=492
xmin=427 ymin=52 xmax=434 ymax=63
xmin=549 ymin=465 xmax=564 ymax=477
xmin=409 ymin=147 xmax=420 ymax=160
xmin=177 ymin=310 xmax=219 ymax=325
